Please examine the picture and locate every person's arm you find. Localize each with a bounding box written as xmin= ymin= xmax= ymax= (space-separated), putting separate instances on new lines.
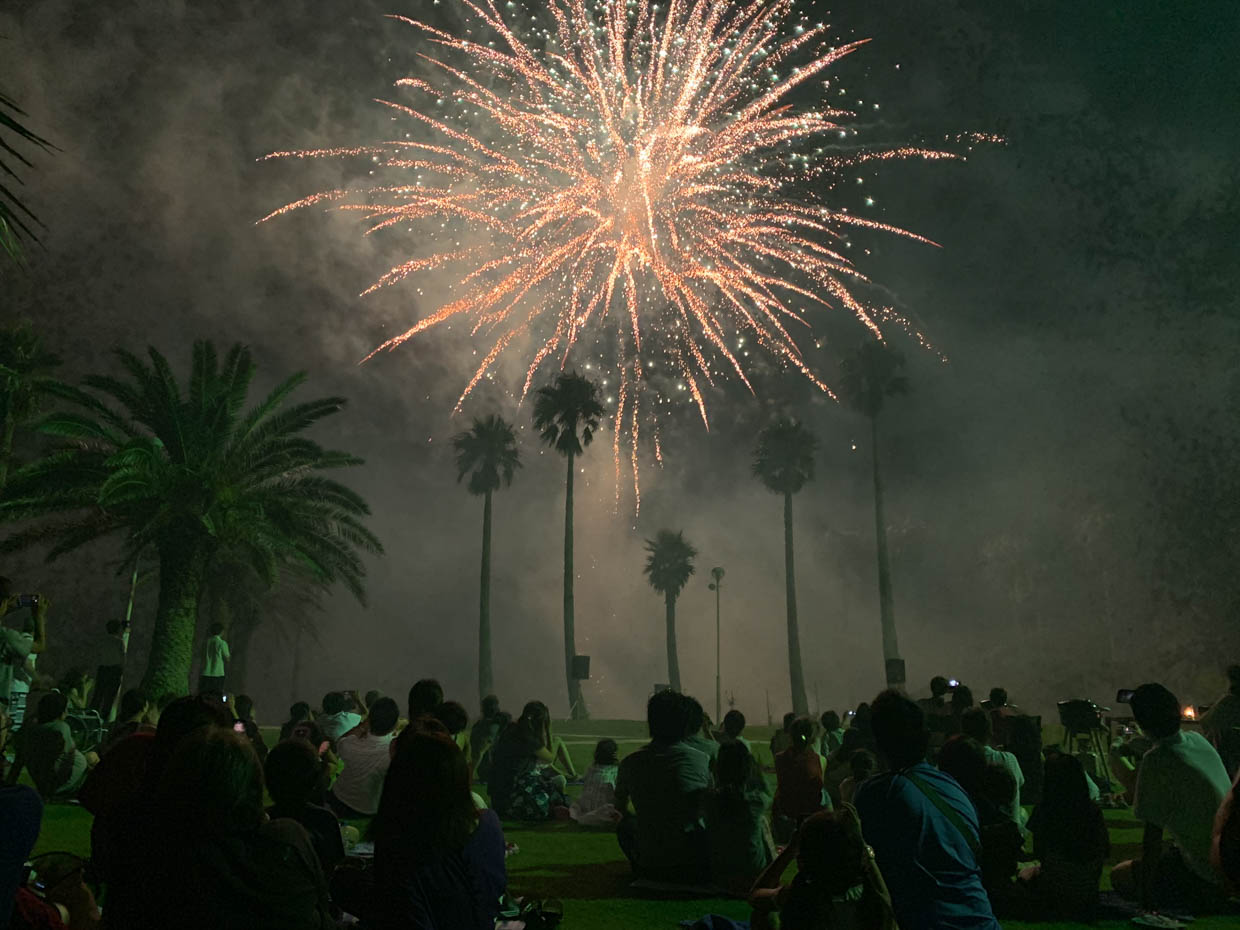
xmin=1109 ymin=745 xmax=1139 ymax=800
xmin=1139 ymin=823 xmax=1163 ymax=910
xmin=614 ymin=759 xmax=634 ymax=815
xmin=221 ymin=639 xmax=231 ymax=662
xmin=551 ymin=735 xmax=577 ymax=776
xmin=29 ymin=595 xmax=49 ymax=654
xmin=749 ymin=832 xmax=798 ymax=929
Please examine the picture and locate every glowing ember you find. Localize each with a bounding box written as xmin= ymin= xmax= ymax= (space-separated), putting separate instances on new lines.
xmin=261 ymin=0 xmax=993 ymax=503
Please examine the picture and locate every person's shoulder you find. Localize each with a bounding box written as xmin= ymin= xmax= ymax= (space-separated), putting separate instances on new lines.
xmin=259 ymin=815 xmax=316 ymax=851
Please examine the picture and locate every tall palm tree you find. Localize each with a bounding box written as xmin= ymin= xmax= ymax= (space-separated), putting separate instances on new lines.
xmin=753 ymin=417 xmax=817 ymax=716
xmin=0 ymin=341 xmax=382 ymax=698
xmin=1 ymin=90 xmax=54 ymax=262
xmin=840 ymin=340 xmax=909 ymax=689
xmin=0 ymin=321 xmax=63 ymax=491
xmin=643 ymin=529 xmax=697 ymax=692
xmin=533 ymin=371 xmax=604 ymax=719
xmin=453 ymin=414 xmax=521 ymax=705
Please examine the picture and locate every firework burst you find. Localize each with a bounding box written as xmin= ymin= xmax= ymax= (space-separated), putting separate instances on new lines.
xmin=262 ymin=0 xmax=990 ymax=507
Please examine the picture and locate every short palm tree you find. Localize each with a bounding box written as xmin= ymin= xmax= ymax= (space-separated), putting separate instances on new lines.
xmin=644 ymin=529 xmax=697 ymax=692
xmin=0 ymin=321 xmax=64 ymax=491
xmin=533 ymin=371 xmax=604 ymax=719
xmin=453 ymin=414 xmax=521 ymax=705
xmin=0 ymin=341 xmax=382 ymax=698
xmin=840 ymin=340 xmax=909 ymax=689
xmin=753 ymin=417 xmax=817 ymax=716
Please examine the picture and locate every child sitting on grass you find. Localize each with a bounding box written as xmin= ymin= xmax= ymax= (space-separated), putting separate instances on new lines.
xmin=570 ymin=738 xmax=621 ymax=826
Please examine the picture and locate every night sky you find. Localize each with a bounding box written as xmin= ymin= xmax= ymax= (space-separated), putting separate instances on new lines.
xmin=3 ymin=0 xmax=1237 ymax=720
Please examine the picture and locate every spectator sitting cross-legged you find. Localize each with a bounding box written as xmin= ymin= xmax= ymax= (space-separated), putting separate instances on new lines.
xmin=615 ymin=689 xmax=711 ymax=882
xmin=266 ymin=738 xmax=345 ymax=875
xmin=1109 ymin=682 xmax=1232 ymax=914
xmin=328 ymin=696 xmax=400 ymax=820
xmin=960 ymin=707 xmax=1025 ymax=830
xmin=570 ymin=739 xmax=622 ymax=826
xmin=487 ymin=700 xmax=574 ymax=821
xmin=773 ymin=716 xmax=831 ymax=842
xmin=9 ymin=692 xmax=98 ymax=800
xmin=853 ymin=689 xmax=1000 ymax=930
xmin=407 ymin=678 xmax=444 ymax=721
xmin=705 ymin=739 xmax=775 ymax=894
xmin=99 ymin=689 xmax=154 ymax=756
xmin=1200 ymin=664 xmax=1240 ymax=777
xmin=371 ymin=728 xmax=507 ymax=930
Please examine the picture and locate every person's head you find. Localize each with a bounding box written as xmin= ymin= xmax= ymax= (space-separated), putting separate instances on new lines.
xmin=374 ymin=729 xmax=479 ymax=861
xmin=647 ymin=689 xmax=687 ymax=742
xmin=982 ymin=760 xmax=1017 ymax=811
xmin=322 ymin=691 xmax=347 ymax=716
xmin=594 ymin=738 xmax=619 ymax=766
xmin=789 ymin=716 xmax=814 ymax=752
xmin=106 ymin=619 xmax=122 ymax=636
xmin=1041 ymin=750 xmax=1092 ymax=812
xmin=286 ymin=701 xmax=311 ymax=724
xmin=849 ymin=749 xmax=878 ymax=781
xmin=265 ymin=738 xmax=328 ymax=809
xmin=369 ymin=696 xmax=400 ymax=736
xmin=960 ymin=707 xmax=992 ymax=745
xmin=364 ymin=689 xmax=382 ymax=710
xmin=683 ymin=696 xmax=706 ymax=738
xmin=950 ymin=685 xmax=974 ymax=713
xmin=1227 ymin=665 xmax=1240 ymax=696
xmin=937 ymin=735 xmax=988 ymax=798
xmin=851 ymin=702 xmax=872 ymax=732
xmin=234 ymin=694 xmax=254 ymax=721
xmin=797 ymin=808 xmax=868 ymax=893
xmin=517 ymin=700 xmax=551 ymax=746
xmin=118 ymin=689 xmax=148 ymax=722
xmin=152 ymin=695 xmax=233 ymax=778
xmin=60 ymin=667 xmax=90 ymax=691
xmin=1130 ymin=682 xmax=1181 ymax=739
xmin=208 ymin=622 xmax=225 ymax=637
xmin=988 ymin=687 xmax=1008 ymax=707
xmin=434 ymin=700 xmax=469 ymax=736
xmin=407 ymin=678 xmax=444 ymax=719
xmin=159 ymin=727 xmax=263 ymax=834
xmin=481 ymin=694 xmax=500 ymax=719
xmin=715 ymin=740 xmax=753 ymax=792
xmin=869 ymin=689 xmax=928 ymax=770
xmin=722 ymin=709 xmax=746 ymax=739
xmin=930 ymin=676 xmax=949 ymax=698
xmin=820 ymin=710 xmax=841 ymax=732
xmin=37 ymin=691 xmax=68 ymax=724
xmin=782 ymin=711 xmax=797 ymax=732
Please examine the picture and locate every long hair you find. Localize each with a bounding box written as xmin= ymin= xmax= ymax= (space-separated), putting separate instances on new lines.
xmin=786 ymin=807 xmax=891 ymax=930
xmin=714 ymin=740 xmax=756 ymax=818
xmin=515 ymin=700 xmax=551 ymax=749
xmin=787 ymin=717 xmax=814 ymax=754
xmin=158 ymin=727 xmax=264 ymax=835
xmin=374 ymin=729 xmax=479 ymax=866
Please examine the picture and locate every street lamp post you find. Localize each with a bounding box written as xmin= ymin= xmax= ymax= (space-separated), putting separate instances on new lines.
xmin=708 ymin=566 xmax=725 ymax=724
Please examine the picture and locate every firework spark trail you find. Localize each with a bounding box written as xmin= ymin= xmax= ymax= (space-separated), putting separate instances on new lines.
xmin=261 ymin=0 xmax=991 ymax=506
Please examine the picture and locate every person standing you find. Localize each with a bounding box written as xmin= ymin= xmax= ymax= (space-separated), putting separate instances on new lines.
xmin=91 ymin=620 xmax=129 ymax=722
xmin=0 ymin=581 xmax=48 ymax=714
xmin=198 ymin=622 xmax=230 ymax=695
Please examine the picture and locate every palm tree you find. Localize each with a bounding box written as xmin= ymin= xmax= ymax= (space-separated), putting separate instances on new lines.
xmin=753 ymin=417 xmax=817 ymax=716
xmin=533 ymin=371 xmax=604 ymax=719
xmin=0 ymin=321 xmax=63 ymax=491
xmin=1 ymin=90 xmax=54 ymax=261
xmin=840 ymin=340 xmax=909 ymax=689
xmin=0 ymin=341 xmax=382 ymax=698
xmin=643 ymin=529 xmax=697 ymax=692
xmin=453 ymin=414 xmax=521 ymax=705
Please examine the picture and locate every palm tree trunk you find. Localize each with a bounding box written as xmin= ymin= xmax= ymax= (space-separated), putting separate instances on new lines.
xmin=0 ymin=409 xmax=16 ymax=492
xmin=478 ymin=489 xmax=494 ymax=705
xmin=784 ymin=491 xmax=808 ymax=715
xmin=871 ymin=414 xmax=901 ymax=687
xmin=665 ymin=591 xmax=681 ymax=692
xmin=140 ymin=535 xmax=207 ymax=698
xmin=564 ymin=452 xmax=587 ymax=718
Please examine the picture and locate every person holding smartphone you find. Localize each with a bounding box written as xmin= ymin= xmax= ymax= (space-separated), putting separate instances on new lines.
xmin=0 ymin=577 xmax=48 ymax=709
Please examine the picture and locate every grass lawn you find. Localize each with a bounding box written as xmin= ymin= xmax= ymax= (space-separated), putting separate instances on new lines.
xmin=25 ymin=718 xmax=1238 ymax=929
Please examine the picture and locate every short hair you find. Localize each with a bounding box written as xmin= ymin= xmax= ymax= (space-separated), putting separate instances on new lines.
xmin=870 ymin=689 xmax=929 ymax=770
xmin=159 ymin=728 xmax=264 ymax=834
xmin=782 ymin=711 xmax=797 ymax=731
xmin=937 ymin=735 xmax=988 ymax=798
xmin=434 ymin=700 xmax=469 ymax=735
xmin=683 ymin=696 xmax=705 ymax=736
xmin=364 ymin=690 xmax=383 ymax=709
xmin=374 ymin=730 xmax=479 ymax=858
xmin=208 ymin=622 xmax=225 ymax=636
xmin=820 ymin=710 xmax=841 ymax=732
xmin=594 ymin=738 xmax=619 ymax=766
xmin=789 ymin=716 xmax=814 ymax=751
xmin=988 ymin=687 xmax=1008 ymax=707
xmin=118 ymin=689 xmax=147 ymax=721
xmin=960 ymin=707 xmax=992 ymax=744
xmin=1130 ymin=683 xmax=1181 ymax=739
xmin=369 ymin=697 xmax=400 ymax=736
xmin=234 ymin=694 xmax=254 ymax=719
xmin=481 ymin=694 xmax=500 ymax=719
xmin=265 ymin=739 xmax=325 ymax=808
xmin=106 ymin=619 xmax=122 ymax=635
xmin=322 ymin=692 xmax=347 ymax=716
xmin=930 ymin=676 xmax=949 ymax=697
xmin=722 ymin=709 xmax=746 ymax=738
xmin=647 ymin=689 xmax=687 ymax=742
xmin=37 ymin=691 xmax=68 ymax=723
xmin=408 ymin=679 xmax=444 ymax=719
xmin=287 ymin=701 xmax=311 ymax=723
xmin=151 ymin=695 xmax=232 ymax=778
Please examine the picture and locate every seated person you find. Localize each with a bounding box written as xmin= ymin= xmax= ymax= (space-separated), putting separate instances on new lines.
xmin=960 ymin=708 xmax=1025 ymax=829
xmin=233 ymin=694 xmax=267 ymax=763
xmin=266 ymin=739 xmax=345 ymax=875
xmin=774 ymin=717 xmax=831 ymax=840
xmin=571 ymin=739 xmax=621 ymax=825
xmin=372 ymin=728 xmax=506 ymax=930
xmin=58 ymin=669 xmax=93 ymax=713
xmin=1 ymin=785 xmax=43 ymax=929
xmin=152 ymin=727 xmax=333 ymax=930
xmin=487 ymin=701 xmax=573 ymax=821
xmin=818 ymin=711 xmax=844 ymax=755
xmin=840 ymin=750 xmax=877 ymax=806
xmin=615 ymin=690 xmax=710 ymax=881
xmin=316 ymin=691 xmax=362 ymax=745
xmin=9 ymin=693 xmax=98 ymax=800
xmin=433 ymin=700 xmax=471 ymax=757
xmin=1200 ymin=665 xmax=1240 ymax=777
xmin=1109 ymin=682 xmax=1232 ymax=914
xmin=705 ymin=740 xmax=774 ymax=894
xmin=1019 ymin=751 xmax=1108 ymax=921
xmin=1215 ymin=768 xmax=1240 ymax=894
xmin=770 ymin=712 xmax=797 ymax=760
xmin=99 ymin=689 xmax=154 ymax=755
xmin=853 ymin=690 xmax=999 ymax=930
xmin=720 ymin=709 xmax=751 ymax=751
xmin=684 ymin=697 xmax=720 ymax=762
xmin=468 ymin=695 xmax=505 ymax=781
xmin=328 ymin=696 xmax=400 ymax=819
xmin=750 ymin=807 xmax=896 ymax=930
xmin=279 ymin=701 xmax=319 ymax=743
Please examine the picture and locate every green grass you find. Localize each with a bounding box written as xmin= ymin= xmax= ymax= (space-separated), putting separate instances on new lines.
xmin=26 ymin=721 xmax=1239 ymax=929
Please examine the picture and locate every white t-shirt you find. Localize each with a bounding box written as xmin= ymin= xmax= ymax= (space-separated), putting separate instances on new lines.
xmin=203 ymin=635 xmax=230 ymax=677
xmin=319 ymin=711 xmax=363 ymax=743
xmin=1133 ymin=729 xmax=1231 ymax=882
xmin=983 ymin=744 xmax=1026 ymax=829
xmin=332 ymin=732 xmax=395 ymax=816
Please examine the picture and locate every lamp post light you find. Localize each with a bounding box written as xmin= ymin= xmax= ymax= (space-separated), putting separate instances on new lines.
xmin=708 ymin=566 xmax=725 ymax=724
